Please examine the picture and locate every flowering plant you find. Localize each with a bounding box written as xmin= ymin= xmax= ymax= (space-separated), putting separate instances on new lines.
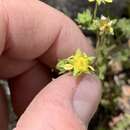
xmin=56 ymin=49 xmax=94 ymax=76
xmin=56 ymin=0 xmax=130 ymax=79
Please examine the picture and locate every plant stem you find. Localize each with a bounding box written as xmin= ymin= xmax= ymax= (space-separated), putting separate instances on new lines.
xmin=95 ymin=34 xmax=101 ymax=79
xmin=95 ymin=34 xmax=107 ymax=80
xmin=94 ymin=2 xmax=98 ymax=19
xmin=96 ymin=34 xmax=100 ymax=51
xmin=95 ymin=33 xmax=100 ymax=66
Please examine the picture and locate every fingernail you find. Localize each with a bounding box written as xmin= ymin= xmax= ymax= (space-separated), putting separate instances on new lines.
xmin=73 ymin=74 xmax=101 ymax=124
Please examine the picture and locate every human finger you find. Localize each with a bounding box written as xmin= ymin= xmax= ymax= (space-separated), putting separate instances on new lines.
xmin=14 ymin=74 xmax=101 ymax=130
xmin=9 ymin=63 xmax=51 ymax=117
xmin=1 ymin=0 xmax=93 ymax=66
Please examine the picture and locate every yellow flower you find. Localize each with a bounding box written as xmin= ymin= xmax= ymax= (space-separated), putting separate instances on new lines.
xmin=99 ymin=15 xmax=115 ymax=35
xmin=88 ymin=0 xmax=112 ymax=5
xmin=56 ymin=49 xmax=95 ymax=76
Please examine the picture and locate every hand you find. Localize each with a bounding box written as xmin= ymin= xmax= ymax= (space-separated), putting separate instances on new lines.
xmin=0 ymin=0 xmax=101 ymax=130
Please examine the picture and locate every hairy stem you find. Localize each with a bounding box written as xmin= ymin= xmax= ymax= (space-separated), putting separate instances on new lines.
xmin=93 ymin=2 xmax=98 ymax=19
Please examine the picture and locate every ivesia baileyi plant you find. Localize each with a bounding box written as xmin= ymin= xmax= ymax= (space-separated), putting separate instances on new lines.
xmin=56 ymin=0 xmax=115 ymax=77
xmin=56 ymin=0 xmax=130 ymax=82
xmin=56 ymin=0 xmax=114 ymax=77
xmin=76 ymin=0 xmax=117 ymax=80
xmin=76 ymin=0 xmax=130 ymax=80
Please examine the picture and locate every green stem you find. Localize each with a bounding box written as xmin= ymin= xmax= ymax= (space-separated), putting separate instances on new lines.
xmin=93 ymin=2 xmax=98 ymax=19
xmin=96 ymin=33 xmax=100 ymax=51
xmin=95 ymin=34 xmax=101 ymax=78
xmin=95 ymin=34 xmax=107 ymax=80
xmin=95 ymin=33 xmax=101 ymax=65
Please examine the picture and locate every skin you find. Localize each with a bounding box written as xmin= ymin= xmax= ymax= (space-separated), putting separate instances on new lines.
xmin=0 ymin=0 xmax=101 ymax=130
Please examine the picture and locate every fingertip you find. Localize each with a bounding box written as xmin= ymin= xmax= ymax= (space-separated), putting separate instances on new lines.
xmin=37 ymin=73 xmax=78 ymax=102
xmin=14 ymin=74 xmax=86 ymax=130
xmin=73 ymin=74 xmax=101 ymax=123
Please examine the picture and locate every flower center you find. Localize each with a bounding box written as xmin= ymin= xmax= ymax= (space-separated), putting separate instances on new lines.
xmin=74 ymin=57 xmax=87 ymax=71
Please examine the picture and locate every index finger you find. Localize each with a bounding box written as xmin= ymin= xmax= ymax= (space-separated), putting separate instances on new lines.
xmin=1 ymin=0 xmax=94 ymax=67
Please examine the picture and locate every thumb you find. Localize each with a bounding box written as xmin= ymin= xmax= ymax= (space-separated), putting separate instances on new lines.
xmin=14 ymin=74 xmax=101 ymax=130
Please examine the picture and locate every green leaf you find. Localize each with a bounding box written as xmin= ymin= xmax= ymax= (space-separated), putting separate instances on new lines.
xmin=116 ymin=18 xmax=130 ymax=38
xmin=75 ymin=9 xmax=92 ymax=28
xmin=98 ymin=63 xmax=107 ymax=80
xmin=105 ymin=0 xmax=112 ymax=3
xmin=88 ymin=19 xmax=100 ymax=31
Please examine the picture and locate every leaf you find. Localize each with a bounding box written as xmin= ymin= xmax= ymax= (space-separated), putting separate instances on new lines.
xmin=88 ymin=19 xmax=100 ymax=31
xmin=75 ymin=9 xmax=92 ymax=28
xmin=98 ymin=63 xmax=107 ymax=80
xmin=116 ymin=18 xmax=130 ymax=38
xmin=105 ymin=0 xmax=112 ymax=3
xmin=116 ymin=49 xmax=130 ymax=62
